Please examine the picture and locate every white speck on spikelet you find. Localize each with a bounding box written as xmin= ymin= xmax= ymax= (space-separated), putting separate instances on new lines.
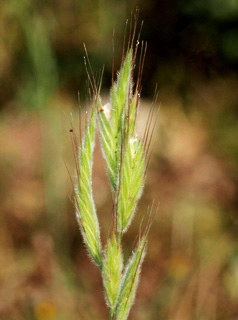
xmin=103 ymin=103 xmax=111 ymax=120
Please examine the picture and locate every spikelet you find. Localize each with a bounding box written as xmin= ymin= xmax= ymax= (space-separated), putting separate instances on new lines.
xmin=110 ymin=49 xmax=132 ymax=136
xmin=102 ymin=233 xmax=123 ymax=317
xmin=114 ymin=236 xmax=147 ymax=320
xmin=75 ymin=107 xmax=102 ymax=267
xmin=117 ymin=137 xmax=145 ymax=233
xmin=98 ymin=50 xmax=133 ymax=192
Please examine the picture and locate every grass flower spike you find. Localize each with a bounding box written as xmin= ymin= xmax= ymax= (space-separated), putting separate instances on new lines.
xmin=70 ymin=13 xmax=157 ymax=320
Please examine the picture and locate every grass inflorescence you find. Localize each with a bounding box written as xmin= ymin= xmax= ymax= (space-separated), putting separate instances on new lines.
xmin=68 ymin=11 xmax=157 ymax=320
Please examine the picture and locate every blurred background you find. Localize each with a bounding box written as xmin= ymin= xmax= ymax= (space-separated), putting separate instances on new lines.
xmin=0 ymin=0 xmax=238 ymax=319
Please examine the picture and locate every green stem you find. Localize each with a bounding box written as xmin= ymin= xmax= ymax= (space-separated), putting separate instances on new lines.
xmin=109 ymin=308 xmax=115 ymax=320
xmin=117 ymin=231 xmax=122 ymax=246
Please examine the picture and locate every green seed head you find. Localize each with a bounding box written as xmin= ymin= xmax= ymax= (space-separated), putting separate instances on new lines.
xmin=71 ymin=17 xmax=155 ymax=319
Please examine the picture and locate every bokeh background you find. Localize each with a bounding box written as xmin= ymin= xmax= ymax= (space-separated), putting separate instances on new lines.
xmin=1 ymin=0 xmax=238 ymax=319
